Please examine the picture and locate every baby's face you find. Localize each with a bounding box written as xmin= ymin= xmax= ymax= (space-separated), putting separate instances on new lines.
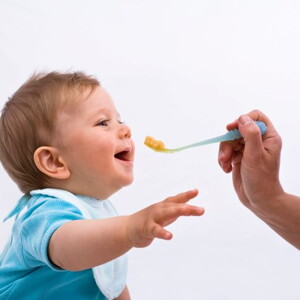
xmin=52 ymin=86 xmax=135 ymax=199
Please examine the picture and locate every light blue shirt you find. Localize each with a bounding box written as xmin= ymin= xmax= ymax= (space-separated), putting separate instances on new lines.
xmin=0 ymin=190 xmax=125 ymax=300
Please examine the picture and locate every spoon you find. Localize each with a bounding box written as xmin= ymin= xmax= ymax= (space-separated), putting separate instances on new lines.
xmin=144 ymin=121 xmax=267 ymax=153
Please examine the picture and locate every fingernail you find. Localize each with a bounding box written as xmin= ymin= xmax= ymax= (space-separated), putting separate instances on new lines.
xmin=196 ymin=207 xmax=204 ymax=214
xmin=239 ymin=115 xmax=252 ymax=125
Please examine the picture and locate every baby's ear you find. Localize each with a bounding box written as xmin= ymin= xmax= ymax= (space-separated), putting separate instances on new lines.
xmin=33 ymin=146 xmax=70 ymax=179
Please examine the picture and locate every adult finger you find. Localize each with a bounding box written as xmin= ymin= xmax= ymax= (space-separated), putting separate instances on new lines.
xmin=226 ymin=110 xmax=276 ymax=134
xmin=237 ymin=114 xmax=264 ymax=157
xmin=218 ymin=142 xmax=234 ymax=173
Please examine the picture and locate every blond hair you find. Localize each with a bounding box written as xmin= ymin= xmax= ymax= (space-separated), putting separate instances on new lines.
xmin=0 ymin=71 xmax=99 ymax=194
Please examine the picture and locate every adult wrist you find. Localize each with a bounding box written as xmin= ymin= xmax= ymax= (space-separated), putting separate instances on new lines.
xmin=250 ymin=188 xmax=287 ymax=225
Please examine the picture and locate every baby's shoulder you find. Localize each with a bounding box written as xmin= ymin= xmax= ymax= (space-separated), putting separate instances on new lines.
xmin=20 ymin=193 xmax=85 ymax=223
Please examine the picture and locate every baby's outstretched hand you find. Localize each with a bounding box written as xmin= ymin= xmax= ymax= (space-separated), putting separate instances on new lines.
xmin=126 ymin=189 xmax=204 ymax=248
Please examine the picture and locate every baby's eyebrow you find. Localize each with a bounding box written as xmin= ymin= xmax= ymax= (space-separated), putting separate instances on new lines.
xmin=92 ymin=109 xmax=121 ymax=120
xmin=92 ymin=108 xmax=111 ymax=118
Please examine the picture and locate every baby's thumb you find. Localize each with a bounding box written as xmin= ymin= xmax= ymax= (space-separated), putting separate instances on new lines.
xmin=238 ymin=115 xmax=264 ymax=155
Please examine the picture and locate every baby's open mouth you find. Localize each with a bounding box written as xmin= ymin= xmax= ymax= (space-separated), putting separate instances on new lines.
xmin=114 ymin=150 xmax=131 ymax=161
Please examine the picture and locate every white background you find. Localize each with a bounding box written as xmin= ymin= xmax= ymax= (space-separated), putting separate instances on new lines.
xmin=1 ymin=1 xmax=300 ymax=299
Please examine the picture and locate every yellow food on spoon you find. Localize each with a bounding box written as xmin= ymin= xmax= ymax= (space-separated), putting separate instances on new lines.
xmin=144 ymin=136 xmax=166 ymax=152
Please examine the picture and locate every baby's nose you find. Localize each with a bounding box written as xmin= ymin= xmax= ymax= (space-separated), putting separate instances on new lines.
xmin=119 ymin=123 xmax=131 ymax=139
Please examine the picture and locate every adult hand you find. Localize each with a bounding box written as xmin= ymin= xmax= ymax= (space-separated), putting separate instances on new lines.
xmin=218 ymin=110 xmax=300 ymax=249
xmin=218 ymin=110 xmax=284 ymax=211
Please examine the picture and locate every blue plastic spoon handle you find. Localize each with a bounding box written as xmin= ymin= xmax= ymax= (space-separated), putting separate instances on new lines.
xmin=168 ymin=121 xmax=267 ymax=152
xmin=223 ymin=121 xmax=267 ymax=141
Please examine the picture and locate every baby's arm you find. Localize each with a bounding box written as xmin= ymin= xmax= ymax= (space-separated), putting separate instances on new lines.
xmin=116 ymin=285 xmax=130 ymax=300
xmin=48 ymin=189 xmax=204 ymax=271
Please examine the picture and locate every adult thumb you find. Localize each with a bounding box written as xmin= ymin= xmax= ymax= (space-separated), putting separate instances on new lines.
xmin=238 ymin=115 xmax=264 ymax=155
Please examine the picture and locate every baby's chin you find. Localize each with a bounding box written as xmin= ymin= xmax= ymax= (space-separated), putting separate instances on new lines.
xmin=122 ymin=174 xmax=134 ymax=187
xmin=103 ymin=175 xmax=134 ymax=198
xmin=119 ymin=174 xmax=134 ymax=189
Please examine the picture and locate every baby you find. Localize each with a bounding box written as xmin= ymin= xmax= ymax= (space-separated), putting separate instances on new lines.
xmin=0 ymin=72 xmax=204 ymax=300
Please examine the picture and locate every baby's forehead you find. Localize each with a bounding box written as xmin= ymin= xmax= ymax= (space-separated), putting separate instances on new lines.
xmin=56 ymin=85 xmax=118 ymax=118
xmin=62 ymin=84 xmax=96 ymax=105
xmin=54 ymin=85 xmax=96 ymax=114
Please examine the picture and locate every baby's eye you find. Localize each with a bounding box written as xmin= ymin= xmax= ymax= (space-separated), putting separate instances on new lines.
xmin=118 ymin=120 xmax=125 ymax=125
xmin=97 ymin=119 xmax=110 ymax=126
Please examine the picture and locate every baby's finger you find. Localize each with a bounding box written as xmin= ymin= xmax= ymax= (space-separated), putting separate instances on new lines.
xmin=156 ymin=204 xmax=204 ymax=226
xmin=176 ymin=204 xmax=205 ymax=216
xmin=165 ymin=189 xmax=199 ymax=204
xmin=151 ymin=223 xmax=173 ymax=240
